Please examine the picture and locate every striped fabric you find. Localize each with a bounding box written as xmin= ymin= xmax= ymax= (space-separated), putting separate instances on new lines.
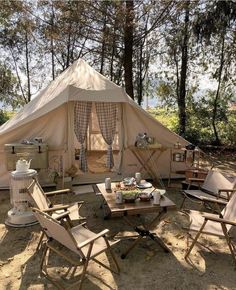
xmin=74 ymin=101 xmax=92 ymax=172
xmin=95 ymin=102 xmax=117 ymax=169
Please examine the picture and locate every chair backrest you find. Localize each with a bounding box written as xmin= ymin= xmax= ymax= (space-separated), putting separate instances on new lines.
xmin=201 ymin=170 xmax=236 ymax=197
xmin=222 ymin=188 xmax=236 ymax=221
xmin=32 ymin=208 xmax=85 ymax=258
xmin=27 ymin=179 xmax=51 ymax=210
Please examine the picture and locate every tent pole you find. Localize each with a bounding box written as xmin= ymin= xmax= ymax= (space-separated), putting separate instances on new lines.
xmin=118 ymin=103 xmax=125 ymax=175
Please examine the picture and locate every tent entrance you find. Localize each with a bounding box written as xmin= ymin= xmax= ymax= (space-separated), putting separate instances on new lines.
xmin=74 ymin=102 xmax=121 ymax=174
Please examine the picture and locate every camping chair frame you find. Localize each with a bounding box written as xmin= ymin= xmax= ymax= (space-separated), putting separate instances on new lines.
xmin=27 ymin=178 xmax=86 ymax=250
xmin=183 ymin=190 xmax=236 ymax=269
xmin=181 ymin=170 xmax=236 ymax=211
xmin=180 ymin=191 xmax=231 ymax=213
xmin=33 ymin=208 xmax=120 ymax=290
xmin=185 ymin=213 xmax=236 ymax=268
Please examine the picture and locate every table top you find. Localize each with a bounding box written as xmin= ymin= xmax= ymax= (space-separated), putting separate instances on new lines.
xmin=96 ymin=183 xmax=176 ymax=217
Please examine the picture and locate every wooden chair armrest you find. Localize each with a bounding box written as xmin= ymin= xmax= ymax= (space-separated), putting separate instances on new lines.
xmin=55 ymin=211 xmax=71 ymax=220
xmin=188 ymin=178 xmax=205 ymax=182
xmin=78 ymin=229 xmax=110 ymax=248
xmin=218 ymin=189 xmax=236 ymax=192
xmin=218 ymin=189 xmax=236 ymax=200
xmin=203 ymin=213 xmax=236 ymax=226
xmin=51 ymin=210 xmax=71 ymax=220
xmin=45 ymin=188 xmax=71 ymax=196
xmin=43 ymin=204 xmax=71 ymax=212
xmin=201 ymin=196 xmax=227 ymax=205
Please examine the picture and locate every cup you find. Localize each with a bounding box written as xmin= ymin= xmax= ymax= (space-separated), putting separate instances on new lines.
xmin=135 ymin=172 xmax=141 ymax=184
xmin=153 ymin=191 xmax=160 ymax=205
xmin=105 ymin=178 xmax=111 ymax=190
xmin=115 ymin=191 xmax=123 ymax=204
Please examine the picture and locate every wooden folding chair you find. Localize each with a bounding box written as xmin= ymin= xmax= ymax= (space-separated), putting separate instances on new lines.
xmin=27 ymin=178 xmax=86 ymax=249
xmin=181 ymin=170 xmax=236 ymax=211
xmin=185 ymin=189 xmax=236 ymax=268
xmin=32 ymin=208 xmax=120 ymax=289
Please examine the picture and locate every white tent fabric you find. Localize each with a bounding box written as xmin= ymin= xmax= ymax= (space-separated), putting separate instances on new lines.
xmin=0 ymin=59 xmax=189 ymax=187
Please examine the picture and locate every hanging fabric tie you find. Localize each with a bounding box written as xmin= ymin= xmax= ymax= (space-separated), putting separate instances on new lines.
xmin=74 ymin=101 xmax=92 ymax=172
xmin=95 ymin=102 xmax=117 ymax=169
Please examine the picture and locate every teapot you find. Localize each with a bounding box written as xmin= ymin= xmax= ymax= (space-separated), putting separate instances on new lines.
xmin=16 ymin=158 xmax=32 ymax=172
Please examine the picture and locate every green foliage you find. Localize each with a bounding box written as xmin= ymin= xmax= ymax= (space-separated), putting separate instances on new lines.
xmin=0 ymin=110 xmax=10 ymax=125
xmin=148 ymin=107 xmax=178 ymax=132
xmin=0 ymin=63 xmax=22 ymax=109
xmin=149 ymin=105 xmax=236 ymax=146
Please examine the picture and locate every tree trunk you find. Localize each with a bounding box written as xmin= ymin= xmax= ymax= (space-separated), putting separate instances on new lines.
xmin=110 ymin=10 xmax=118 ymax=81
xmin=212 ymin=33 xmax=225 ymax=145
xmin=51 ymin=2 xmax=55 ymax=80
xmin=124 ymin=0 xmax=134 ymax=99
xmin=25 ymin=31 xmax=31 ymax=103
xmin=137 ymin=43 xmax=143 ymax=105
xmin=177 ymin=1 xmax=189 ymax=137
xmin=9 ymin=45 xmax=27 ymax=104
xmin=100 ymin=4 xmax=108 ymax=74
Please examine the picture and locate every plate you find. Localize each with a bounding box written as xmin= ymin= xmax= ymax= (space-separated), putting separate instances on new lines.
xmin=136 ymin=182 xmax=152 ymax=189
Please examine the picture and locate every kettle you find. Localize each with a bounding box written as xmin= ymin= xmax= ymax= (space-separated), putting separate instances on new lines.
xmin=16 ymin=158 xmax=32 ymax=172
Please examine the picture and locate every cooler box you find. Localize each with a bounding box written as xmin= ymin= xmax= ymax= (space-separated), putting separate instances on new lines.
xmin=4 ymin=143 xmax=48 ymax=171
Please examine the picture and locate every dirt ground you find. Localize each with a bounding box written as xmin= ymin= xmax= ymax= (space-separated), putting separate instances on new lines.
xmin=0 ymin=173 xmax=236 ymax=290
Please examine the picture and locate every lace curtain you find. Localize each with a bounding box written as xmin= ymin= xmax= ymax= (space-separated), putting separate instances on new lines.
xmin=74 ymin=101 xmax=92 ymax=172
xmin=95 ymin=102 xmax=117 ymax=169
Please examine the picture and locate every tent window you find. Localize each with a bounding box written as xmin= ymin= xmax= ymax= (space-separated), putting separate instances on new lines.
xmin=87 ymin=103 xmax=119 ymax=151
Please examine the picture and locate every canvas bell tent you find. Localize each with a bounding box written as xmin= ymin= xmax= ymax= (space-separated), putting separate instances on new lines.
xmin=0 ymin=59 xmax=190 ymax=188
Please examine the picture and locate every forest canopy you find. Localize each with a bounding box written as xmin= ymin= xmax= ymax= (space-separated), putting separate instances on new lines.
xmin=0 ymin=0 xmax=236 ymax=146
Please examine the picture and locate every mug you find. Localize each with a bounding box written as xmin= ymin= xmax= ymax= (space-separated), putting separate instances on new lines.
xmin=115 ymin=191 xmax=123 ymax=204
xmin=153 ymin=191 xmax=160 ymax=205
xmin=135 ymin=172 xmax=141 ymax=184
xmin=105 ymin=178 xmax=111 ymax=190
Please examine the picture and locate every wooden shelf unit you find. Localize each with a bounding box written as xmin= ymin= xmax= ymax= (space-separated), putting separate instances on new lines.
xmin=168 ymin=147 xmax=201 ymax=187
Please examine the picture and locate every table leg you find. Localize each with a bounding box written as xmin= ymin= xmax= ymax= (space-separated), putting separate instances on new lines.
xmin=120 ymin=210 xmax=170 ymax=259
xmin=97 ymin=195 xmax=111 ymax=219
xmin=121 ymin=235 xmax=143 ymax=259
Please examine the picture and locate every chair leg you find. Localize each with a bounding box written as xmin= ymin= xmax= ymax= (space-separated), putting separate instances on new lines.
xmin=108 ymin=247 xmax=120 ymax=273
xmin=180 ymin=195 xmax=187 ymax=210
xmin=185 ymin=219 xmax=208 ymax=259
xmin=78 ymin=243 xmax=93 ymax=290
xmin=39 ymin=243 xmax=48 ymax=274
xmin=91 ymin=239 xmax=120 ymax=274
xmin=104 ymin=237 xmax=120 ymax=273
xmin=36 ymin=231 xmax=45 ymax=251
xmin=220 ymin=223 xmax=236 ymax=267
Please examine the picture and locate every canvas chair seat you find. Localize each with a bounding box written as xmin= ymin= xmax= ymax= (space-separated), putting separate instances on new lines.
xmin=187 ymin=210 xmax=231 ymax=236
xmin=70 ymin=225 xmax=110 ymax=258
xmin=32 ymin=208 xmax=120 ymax=289
xmin=184 ymin=189 xmax=225 ymax=201
xmin=181 ymin=170 xmax=236 ymax=210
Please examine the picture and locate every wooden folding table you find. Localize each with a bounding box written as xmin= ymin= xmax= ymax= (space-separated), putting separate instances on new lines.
xmin=96 ymin=183 xmax=176 ymax=259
